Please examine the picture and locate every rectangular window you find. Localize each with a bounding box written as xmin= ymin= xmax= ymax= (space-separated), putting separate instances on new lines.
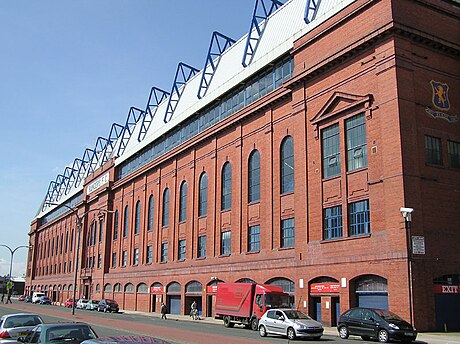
xmin=425 ymin=135 xmax=442 ymax=165
xmin=146 ymin=245 xmax=153 ymax=264
xmin=281 ymin=218 xmax=295 ymax=248
xmin=178 ymin=239 xmax=186 ymax=261
xmin=161 ymin=243 xmax=168 ymax=263
xmin=111 ymin=253 xmax=116 ymax=268
xmin=133 ymin=248 xmax=139 ymax=266
xmin=346 ymin=113 xmax=368 ymax=171
xmin=99 ymin=219 xmax=104 ymax=243
xmin=122 ymin=251 xmax=127 ymax=267
xmin=448 ymin=140 xmax=460 ymax=168
xmin=248 ymin=225 xmax=260 ymax=252
xmin=198 ymin=235 xmax=206 ymax=258
xmin=323 ymin=206 xmax=343 ymax=240
xmin=322 ymin=124 xmax=341 ymax=178
xmin=221 ymin=231 xmax=231 ymax=255
xmin=349 ymin=200 xmax=370 ymax=236
xmin=97 ymin=254 xmax=102 ymax=269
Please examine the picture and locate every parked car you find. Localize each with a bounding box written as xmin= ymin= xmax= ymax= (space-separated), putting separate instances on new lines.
xmin=82 ymin=335 xmax=171 ymax=344
xmin=76 ymin=299 xmax=89 ymax=309
xmin=31 ymin=292 xmax=45 ymax=304
xmin=85 ymin=300 xmax=99 ymax=311
xmin=97 ymin=299 xmax=119 ymax=313
xmin=39 ymin=296 xmax=52 ymax=305
xmin=24 ymin=296 xmax=32 ymax=303
xmin=337 ymin=307 xmax=417 ymax=343
xmin=0 ymin=313 xmax=43 ymax=341
xmin=65 ymin=299 xmax=77 ymax=308
xmin=18 ymin=323 xmax=97 ymax=344
xmin=258 ymin=308 xmax=323 ymax=340
xmin=18 ymin=295 xmax=25 ymax=301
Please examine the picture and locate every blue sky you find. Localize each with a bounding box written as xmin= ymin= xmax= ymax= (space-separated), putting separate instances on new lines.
xmin=0 ymin=0 xmax=256 ymax=277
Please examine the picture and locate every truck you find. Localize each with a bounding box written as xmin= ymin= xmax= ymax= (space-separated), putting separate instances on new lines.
xmin=215 ymin=282 xmax=291 ymax=331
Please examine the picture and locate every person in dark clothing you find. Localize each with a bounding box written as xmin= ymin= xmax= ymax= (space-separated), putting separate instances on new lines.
xmin=1 ymin=293 xmax=4 ymax=303
xmin=6 ymin=290 xmax=12 ymax=304
xmin=160 ymin=302 xmax=167 ymax=320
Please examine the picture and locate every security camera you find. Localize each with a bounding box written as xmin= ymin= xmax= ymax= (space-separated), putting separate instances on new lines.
xmin=400 ymin=207 xmax=414 ymax=220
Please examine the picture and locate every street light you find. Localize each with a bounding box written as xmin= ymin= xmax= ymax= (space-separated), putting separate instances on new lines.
xmin=0 ymin=244 xmax=30 ymax=296
xmin=45 ymin=202 xmax=112 ymax=315
xmin=400 ymin=207 xmax=414 ymax=325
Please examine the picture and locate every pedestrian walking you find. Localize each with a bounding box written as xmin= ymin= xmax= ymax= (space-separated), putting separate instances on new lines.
xmin=160 ymin=302 xmax=167 ymax=320
xmin=6 ymin=291 xmax=12 ymax=304
xmin=1 ymin=293 xmax=4 ymax=303
xmin=190 ymin=301 xmax=198 ymax=320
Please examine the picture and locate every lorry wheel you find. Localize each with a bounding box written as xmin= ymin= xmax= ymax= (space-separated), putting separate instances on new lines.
xmin=251 ymin=318 xmax=259 ymax=331
xmin=259 ymin=325 xmax=267 ymax=337
xmin=223 ymin=316 xmax=234 ymax=328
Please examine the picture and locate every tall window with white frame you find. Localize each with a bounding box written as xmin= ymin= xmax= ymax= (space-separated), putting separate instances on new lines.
xmin=221 ymin=231 xmax=231 ymax=255
xmin=281 ymin=218 xmax=295 ymax=248
xmin=322 ymin=124 xmax=341 ymax=178
xmin=179 ymin=181 xmax=187 ymax=223
xmin=133 ymin=248 xmax=139 ymax=266
xmin=161 ymin=242 xmax=168 ymax=263
xmin=134 ymin=201 xmax=141 ymax=235
xmin=113 ymin=210 xmax=119 ymax=240
xmin=123 ymin=205 xmax=129 ymax=238
xmin=248 ymin=225 xmax=260 ymax=252
xmin=162 ymin=188 xmax=170 ymax=227
xmin=425 ymin=135 xmax=442 ymax=165
xmin=198 ymin=235 xmax=206 ymax=258
xmin=323 ymin=205 xmax=343 ymax=240
xmin=221 ymin=162 xmax=232 ymax=211
xmin=348 ymin=200 xmax=370 ymax=236
xmin=122 ymin=251 xmax=127 ymax=267
xmin=198 ymin=173 xmax=208 ymax=217
xmin=281 ymin=137 xmax=294 ymax=193
xmin=147 ymin=195 xmax=154 ymax=232
xmin=146 ymin=245 xmax=152 ymax=264
xmin=346 ymin=113 xmax=368 ymax=171
xmin=178 ymin=239 xmax=186 ymax=261
xmin=99 ymin=219 xmax=104 ymax=243
xmin=248 ymin=150 xmax=261 ymax=203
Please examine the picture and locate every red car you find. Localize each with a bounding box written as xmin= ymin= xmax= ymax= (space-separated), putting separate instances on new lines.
xmin=18 ymin=295 xmax=26 ymax=301
xmin=65 ymin=298 xmax=77 ymax=308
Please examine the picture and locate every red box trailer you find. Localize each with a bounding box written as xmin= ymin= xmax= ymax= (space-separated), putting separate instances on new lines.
xmin=215 ymin=282 xmax=290 ymax=331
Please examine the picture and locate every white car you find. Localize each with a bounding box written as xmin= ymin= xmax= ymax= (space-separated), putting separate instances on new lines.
xmin=85 ymin=300 xmax=100 ymax=311
xmin=76 ymin=299 xmax=89 ymax=309
xmin=259 ymin=308 xmax=324 ymax=340
xmin=0 ymin=313 xmax=43 ymax=341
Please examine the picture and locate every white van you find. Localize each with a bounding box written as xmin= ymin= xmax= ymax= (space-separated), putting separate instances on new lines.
xmin=32 ymin=292 xmax=45 ymax=303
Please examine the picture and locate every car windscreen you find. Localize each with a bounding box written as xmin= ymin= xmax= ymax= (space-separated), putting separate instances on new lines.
xmin=47 ymin=325 xmax=97 ymax=342
xmin=284 ymin=310 xmax=312 ymax=320
xmin=3 ymin=315 xmax=43 ymax=328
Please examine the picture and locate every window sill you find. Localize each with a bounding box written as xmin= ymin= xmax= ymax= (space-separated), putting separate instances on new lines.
xmin=178 ymin=259 xmax=185 ymax=262
xmin=196 ymin=256 xmax=206 ymax=260
xmin=245 ymin=250 xmax=260 ymax=255
xmin=277 ymin=246 xmax=294 ymax=251
xmin=320 ymin=233 xmax=371 ymax=244
xmin=219 ymin=254 xmax=231 ymax=258
xmin=160 ymin=261 xmax=168 ymax=264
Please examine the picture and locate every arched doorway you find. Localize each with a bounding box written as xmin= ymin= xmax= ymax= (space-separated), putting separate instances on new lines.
xmin=309 ymin=277 xmax=340 ymax=326
xmin=352 ymin=275 xmax=388 ymax=310
xmin=150 ymin=282 xmax=164 ymax=313
xmin=103 ymin=283 xmax=112 ymax=299
xmin=166 ymin=282 xmax=181 ymax=315
xmin=266 ymin=277 xmax=295 ymax=307
xmin=136 ymin=283 xmax=149 ymax=312
xmin=124 ymin=283 xmax=135 ymax=310
xmin=185 ymin=281 xmax=202 ymax=316
xmin=236 ymin=278 xmax=256 ymax=283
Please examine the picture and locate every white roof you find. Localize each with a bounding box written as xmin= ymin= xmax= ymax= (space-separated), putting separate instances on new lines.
xmin=38 ymin=0 xmax=355 ymax=218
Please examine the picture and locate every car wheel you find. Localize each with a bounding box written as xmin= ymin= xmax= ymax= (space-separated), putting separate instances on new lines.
xmin=378 ymin=329 xmax=389 ymax=343
xmin=223 ymin=316 xmax=234 ymax=328
xmin=287 ymin=327 xmax=296 ymax=340
xmin=251 ymin=318 xmax=259 ymax=331
xmin=259 ymin=325 xmax=267 ymax=337
xmin=338 ymin=326 xmax=349 ymax=339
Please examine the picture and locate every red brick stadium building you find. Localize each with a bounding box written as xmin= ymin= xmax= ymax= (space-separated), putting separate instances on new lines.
xmin=27 ymin=0 xmax=459 ymax=331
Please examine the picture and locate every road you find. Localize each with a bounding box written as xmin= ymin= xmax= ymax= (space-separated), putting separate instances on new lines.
xmin=0 ymin=302 xmax=437 ymax=344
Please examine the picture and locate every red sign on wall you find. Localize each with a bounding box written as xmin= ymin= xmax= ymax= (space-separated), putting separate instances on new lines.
xmin=150 ymin=286 xmax=164 ymax=293
xmin=206 ymin=285 xmax=218 ymax=293
xmin=310 ymin=283 xmax=340 ymax=293
xmin=433 ymin=285 xmax=460 ymax=294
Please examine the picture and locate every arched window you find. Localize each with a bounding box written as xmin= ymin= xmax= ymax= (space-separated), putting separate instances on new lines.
xmin=124 ymin=283 xmax=135 ymax=293
xmin=162 ymin=188 xmax=170 ymax=227
xmin=104 ymin=283 xmax=112 ymax=292
xmin=198 ymin=173 xmax=208 ymax=217
xmin=113 ymin=210 xmax=119 ymax=240
xmin=134 ymin=201 xmax=141 ymax=235
xmin=248 ymin=150 xmax=260 ymax=203
xmin=281 ymin=136 xmax=294 ymax=194
xmin=114 ymin=283 xmax=122 ymax=293
xmin=148 ymin=195 xmax=154 ymax=231
xmin=123 ymin=205 xmax=129 ymax=237
xmin=96 ymin=284 xmax=100 ymax=293
xmin=221 ymin=162 xmax=232 ymax=211
xmin=137 ymin=283 xmax=149 ymax=293
xmin=179 ymin=181 xmax=187 ymax=222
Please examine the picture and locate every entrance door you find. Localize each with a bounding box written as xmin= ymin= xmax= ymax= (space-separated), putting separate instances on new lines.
xmin=332 ymin=297 xmax=340 ymax=326
xmin=168 ymin=295 xmax=181 ymax=315
xmin=312 ymin=297 xmax=321 ymax=322
xmin=435 ymin=294 xmax=460 ymax=331
xmin=357 ymin=293 xmax=388 ymax=310
xmin=207 ymin=295 xmax=214 ymax=317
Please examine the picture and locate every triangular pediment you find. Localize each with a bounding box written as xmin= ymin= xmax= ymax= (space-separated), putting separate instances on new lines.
xmin=311 ymin=91 xmax=373 ymax=125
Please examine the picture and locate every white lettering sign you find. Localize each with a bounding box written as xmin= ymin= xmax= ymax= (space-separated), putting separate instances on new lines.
xmin=87 ymin=173 xmax=110 ymax=195
xmin=442 ymin=285 xmax=459 ymax=294
xmin=412 ymin=235 xmax=425 ymax=255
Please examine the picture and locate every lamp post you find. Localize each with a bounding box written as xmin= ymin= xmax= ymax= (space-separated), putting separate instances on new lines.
xmin=46 ymin=202 xmax=112 ymax=315
xmin=0 ymin=244 xmax=30 ymax=296
xmin=400 ymin=207 xmax=414 ymax=325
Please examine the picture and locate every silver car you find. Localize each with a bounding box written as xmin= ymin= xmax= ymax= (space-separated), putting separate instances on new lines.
xmin=0 ymin=313 xmax=43 ymax=341
xmin=259 ymin=309 xmax=323 ymax=340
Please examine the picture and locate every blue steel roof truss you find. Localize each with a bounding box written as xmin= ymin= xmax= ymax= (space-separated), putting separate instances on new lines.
xmin=242 ymin=0 xmax=285 ymax=67
xmin=101 ymin=123 xmax=125 ymax=164
xmin=304 ymin=0 xmax=321 ymax=24
xmin=117 ymin=107 xmax=144 ymax=157
xmin=137 ymin=87 xmax=170 ymax=142
xmin=90 ymin=136 xmax=109 ymax=171
xmin=197 ymin=31 xmax=236 ymax=99
xmin=163 ymin=62 xmax=199 ymax=123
